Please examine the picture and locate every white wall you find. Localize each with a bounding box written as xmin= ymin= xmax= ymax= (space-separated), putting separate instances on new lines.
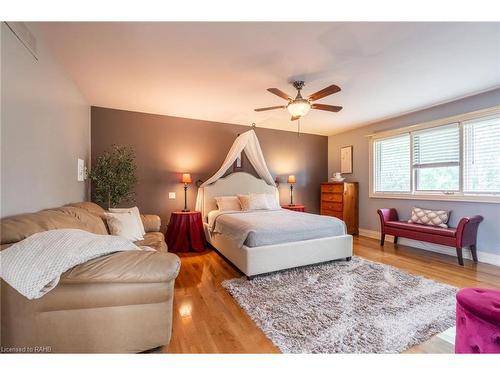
xmin=328 ymin=89 xmax=500 ymax=261
xmin=1 ymin=23 xmax=90 ymax=217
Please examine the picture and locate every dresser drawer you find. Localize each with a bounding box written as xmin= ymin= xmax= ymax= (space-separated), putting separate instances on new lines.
xmin=321 ymin=184 xmax=344 ymax=193
xmin=321 ymin=209 xmax=343 ymax=220
xmin=321 ymin=193 xmax=343 ymax=203
xmin=321 ymin=202 xmax=343 ymax=211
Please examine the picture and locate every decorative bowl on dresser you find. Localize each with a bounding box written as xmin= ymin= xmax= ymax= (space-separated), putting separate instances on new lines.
xmin=320 ymin=182 xmax=359 ymax=235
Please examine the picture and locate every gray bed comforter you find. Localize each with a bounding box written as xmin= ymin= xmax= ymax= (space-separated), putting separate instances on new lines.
xmin=208 ymin=209 xmax=346 ymax=248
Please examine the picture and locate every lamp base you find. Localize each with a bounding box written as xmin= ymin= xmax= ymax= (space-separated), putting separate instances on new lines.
xmin=182 ymin=209 xmax=190 ymax=212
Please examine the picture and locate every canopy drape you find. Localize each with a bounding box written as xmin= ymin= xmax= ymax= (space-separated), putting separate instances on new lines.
xmin=195 ymin=129 xmax=275 ymax=211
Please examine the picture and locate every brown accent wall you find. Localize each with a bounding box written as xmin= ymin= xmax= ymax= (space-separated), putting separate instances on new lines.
xmin=91 ymin=107 xmax=327 ymax=230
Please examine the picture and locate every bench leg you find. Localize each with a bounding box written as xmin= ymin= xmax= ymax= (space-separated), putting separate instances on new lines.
xmin=393 ymin=236 xmax=398 ymax=244
xmin=380 ymin=233 xmax=385 ymax=246
xmin=470 ymin=245 xmax=478 ymax=263
xmin=456 ymin=247 xmax=464 ymax=266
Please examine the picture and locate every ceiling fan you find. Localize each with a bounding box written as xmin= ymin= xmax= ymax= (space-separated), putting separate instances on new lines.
xmin=255 ymin=81 xmax=343 ymax=121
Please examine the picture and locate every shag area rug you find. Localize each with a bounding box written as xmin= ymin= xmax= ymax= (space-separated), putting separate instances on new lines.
xmin=222 ymin=257 xmax=457 ymax=353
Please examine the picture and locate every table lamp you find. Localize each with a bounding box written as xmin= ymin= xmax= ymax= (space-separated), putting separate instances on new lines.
xmin=287 ymin=175 xmax=296 ymax=205
xmin=181 ymin=173 xmax=192 ymax=212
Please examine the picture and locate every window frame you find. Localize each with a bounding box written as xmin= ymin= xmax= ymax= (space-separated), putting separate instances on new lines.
xmin=368 ymin=106 xmax=500 ymax=204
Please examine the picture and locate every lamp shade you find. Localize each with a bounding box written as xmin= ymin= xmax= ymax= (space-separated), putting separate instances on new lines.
xmin=181 ymin=173 xmax=192 ymax=184
xmin=287 ymin=175 xmax=296 ymax=184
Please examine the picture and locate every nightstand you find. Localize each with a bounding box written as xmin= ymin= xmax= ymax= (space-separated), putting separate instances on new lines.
xmin=281 ymin=204 xmax=305 ymax=212
xmin=165 ymin=211 xmax=206 ymax=252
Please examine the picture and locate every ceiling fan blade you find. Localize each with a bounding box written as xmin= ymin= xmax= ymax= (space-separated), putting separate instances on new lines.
xmin=311 ymin=103 xmax=343 ymax=112
xmin=254 ymin=105 xmax=286 ymax=112
xmin=308 ymin=84 xmax=341 ymax=101
xmin=291 ymin=115 xmax=300 ymax=121
xmin=267 ymin=88 xmax=292 ymax=101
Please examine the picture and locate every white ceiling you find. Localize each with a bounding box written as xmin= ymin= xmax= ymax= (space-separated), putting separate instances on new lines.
xmin=37 ymin=22 xmax=500 ymax=136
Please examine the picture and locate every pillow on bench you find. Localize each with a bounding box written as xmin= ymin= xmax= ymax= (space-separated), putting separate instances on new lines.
xmin=408 ymin=207 xmax=450 ymax=228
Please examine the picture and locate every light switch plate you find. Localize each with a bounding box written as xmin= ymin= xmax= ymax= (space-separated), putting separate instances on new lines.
xmin=77 ymin=158 xmax=85 ymax=181
xmin=168 ymin=192 xmax=176 ymax=199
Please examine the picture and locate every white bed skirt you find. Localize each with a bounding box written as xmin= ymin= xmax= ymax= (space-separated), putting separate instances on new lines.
xmin=204 ymin=223 xmax=353 ymax=277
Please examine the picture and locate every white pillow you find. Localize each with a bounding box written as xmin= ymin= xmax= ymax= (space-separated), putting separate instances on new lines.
xmin=265 ymin=193 xmax=281 ymax=210
xmin=214 ymin=196 xmax=241 ymax=211
xmin=237 ymin=193 xmax=271 ymax=211
xmin=109 ymin=206 xmax=146 ymax=235
xmin=105 ymin=212 xmax=144 ymax=241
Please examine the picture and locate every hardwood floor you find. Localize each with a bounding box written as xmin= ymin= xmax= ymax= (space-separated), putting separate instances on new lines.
xmin=163 ymin=236 xmax=500 ymax=354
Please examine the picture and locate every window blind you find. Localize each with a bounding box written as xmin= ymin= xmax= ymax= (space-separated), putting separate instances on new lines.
xmin=412 ymin=123 xmax=460 ymax=191
xmin=413 ymin=123 xmax=460 ymax=166
xmin=374 ymin=134 xmax=411 ymax=192
xmin=463 ymin=115 xmax=500 ymax=194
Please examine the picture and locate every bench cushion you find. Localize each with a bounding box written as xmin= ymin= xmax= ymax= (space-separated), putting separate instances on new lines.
xmin=385 ymin=221 xmax=457 ymax=237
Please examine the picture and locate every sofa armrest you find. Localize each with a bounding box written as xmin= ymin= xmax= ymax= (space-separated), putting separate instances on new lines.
xmin=456 ymin=215 xmax=483 ymax=247
xmin=141 ymin=214 xmax=161 ymax=232
xmin=61 ymin=251 xmax=180 ymax=284
xmin=377 ymin=208 xmax=399 ymax=224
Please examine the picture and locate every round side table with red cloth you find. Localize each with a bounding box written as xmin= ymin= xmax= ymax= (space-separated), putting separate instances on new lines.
xmin=166 ymin=211 xmax=207 ymax=252
xmin=281 ymin=204 xmax=305 ymax=212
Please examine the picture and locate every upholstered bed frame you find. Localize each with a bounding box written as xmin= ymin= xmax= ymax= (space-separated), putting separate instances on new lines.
xmin=201 ymin=172 xmax=353 ymax=278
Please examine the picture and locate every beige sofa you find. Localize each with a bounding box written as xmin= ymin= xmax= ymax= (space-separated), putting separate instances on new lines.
xmin=0 ymin=202 xmax=180 ymax=353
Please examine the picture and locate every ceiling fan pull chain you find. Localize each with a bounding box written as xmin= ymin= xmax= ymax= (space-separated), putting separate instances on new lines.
xmin=297 ymin=118 xmax=301 ymax=137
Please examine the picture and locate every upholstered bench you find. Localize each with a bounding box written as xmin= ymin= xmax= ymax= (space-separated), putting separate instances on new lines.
xmin=455 ymin=288 xmax=500 ymax=354
xmin=377 ymin=208 xmax=483 ymax=266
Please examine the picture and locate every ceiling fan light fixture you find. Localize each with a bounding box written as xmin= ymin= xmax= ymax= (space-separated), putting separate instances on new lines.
xmin=287 ymin=99 xmax=311 ymax=117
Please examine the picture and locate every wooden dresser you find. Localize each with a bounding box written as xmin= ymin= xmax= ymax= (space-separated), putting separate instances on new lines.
xmin=320 ymin=182 xmax=359 ymax=235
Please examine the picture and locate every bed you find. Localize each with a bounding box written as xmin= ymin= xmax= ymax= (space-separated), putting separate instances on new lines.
xmin=200 ymin=172 xmax=353 ymax=278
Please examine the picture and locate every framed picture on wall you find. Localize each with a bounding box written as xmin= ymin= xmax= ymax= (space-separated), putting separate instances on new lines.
xmin=340 ymin=146 xmax=353 ymax=174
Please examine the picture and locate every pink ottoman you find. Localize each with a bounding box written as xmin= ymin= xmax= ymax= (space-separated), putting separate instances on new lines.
xmin=455 ymin=288 xmax=500 ymax=354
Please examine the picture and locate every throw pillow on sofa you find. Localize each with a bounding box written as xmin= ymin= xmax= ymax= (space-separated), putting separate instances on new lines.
xmin=408 ymin=207 xmax=450 ymax=228
xmin=109 ymin=206 xmax=146 ymax=236
xmin=105 ymin=212 xmax=145 ymax=241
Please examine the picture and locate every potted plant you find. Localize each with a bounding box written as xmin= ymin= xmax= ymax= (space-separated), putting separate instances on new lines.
xmin=88 ymin=145 xmax=138 ymax=209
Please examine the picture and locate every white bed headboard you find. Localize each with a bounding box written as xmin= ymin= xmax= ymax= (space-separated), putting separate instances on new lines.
xmin=201 ymin=172 xmax=278 ymax=220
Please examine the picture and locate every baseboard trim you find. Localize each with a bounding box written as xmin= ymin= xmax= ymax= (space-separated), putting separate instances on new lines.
xmin=358 ymin=228 xmax=500 ymax=267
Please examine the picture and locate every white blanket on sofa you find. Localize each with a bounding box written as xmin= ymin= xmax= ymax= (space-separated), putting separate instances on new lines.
xmin=0 ymin=229 xmax=141 ymax=300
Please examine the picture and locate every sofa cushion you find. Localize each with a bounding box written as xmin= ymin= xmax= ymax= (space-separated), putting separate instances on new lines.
xmin=65 ymin=201 xmax=107 ymax=218
xmin=135 ymin=232 xmax=168 ymax=252
xmin=140 ymin=214 xmax=161 ymax=233
xmin=385 ymin=220 xmax=457 ymax=237
xmin=1 ymin=206 xmax=108 ymax=245
xmin=66 ymin=201 xmax=109 ymax=232
xmin=61 ymin=251 xmax=180 ymax=285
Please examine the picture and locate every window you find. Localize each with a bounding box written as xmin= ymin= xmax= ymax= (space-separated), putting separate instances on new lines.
xmin=463 ymin=115 xmax=500 ymax=194
xmin=413 ymin=124 xmax=460 ymax=192
xmin=374 ymin=135 xmax=410 ymax=192
xmin=370 ymin=108 xmax=500 ymax=202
